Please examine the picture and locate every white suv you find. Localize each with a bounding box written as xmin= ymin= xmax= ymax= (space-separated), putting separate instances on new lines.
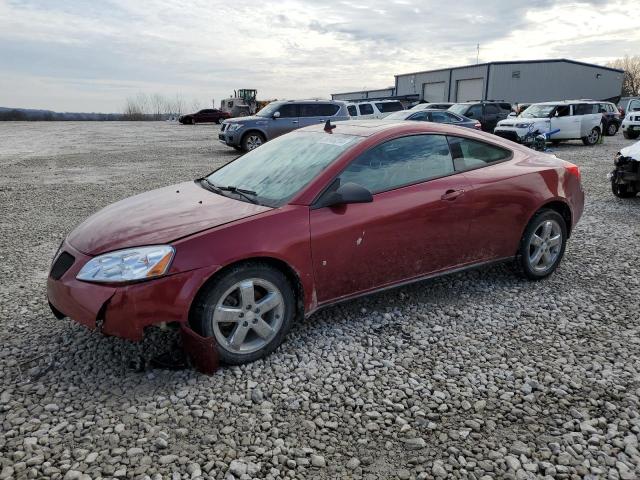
xmin=346 ymin=100 xmax=404 ymax=119
xmin=621 ymin=100 xmax=640 ymax=140
xmin=494 ymin=100 xmax=603 ymax=146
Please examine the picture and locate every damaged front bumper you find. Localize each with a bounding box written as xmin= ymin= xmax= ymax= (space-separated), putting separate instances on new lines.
xmin=47 ymin=240 xmax=221 ymax=373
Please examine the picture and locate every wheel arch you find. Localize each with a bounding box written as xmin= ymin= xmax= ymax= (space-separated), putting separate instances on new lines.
xmin=533 ymin=200 xmax=573 ymax=237
xmin=188 ymin=256 xmax=305 ymax=330
xmin=241 ymin=128 xmax=268 ymax=143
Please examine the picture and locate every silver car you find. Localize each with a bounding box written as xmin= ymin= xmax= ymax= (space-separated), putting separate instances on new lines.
xmin=219 ymin=100 xmax=350 ymax=151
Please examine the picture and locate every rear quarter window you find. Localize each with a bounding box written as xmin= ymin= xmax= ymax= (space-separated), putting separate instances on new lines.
xmin=347 ymin=105 xmax=357 ymax=116
xmin=375 ymin=102 xmax=403 ymax=113
xmin=319 ymin=104 xmax=341 ymax=116
xmin=359 ymin=104 xmax=374 ymax=115
xmin=447 ymin=136 xmax=511 ymax=172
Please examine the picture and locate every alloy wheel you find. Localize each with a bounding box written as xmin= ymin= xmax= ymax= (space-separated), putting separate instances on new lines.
xmin=527 ymin=219 xmax=563 ymax=273
xmin=608 ymin=123 xmax=617 ymax=136
xmin=588 ymin=128 xmax=599 ymax=144
xmin=246 ymin=135 xmax=263 ymax=150
xmin=211 ymin=278 xmax=284 ymax=354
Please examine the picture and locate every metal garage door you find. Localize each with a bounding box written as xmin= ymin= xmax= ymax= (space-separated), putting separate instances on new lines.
xmin=456 ymin=78 xmax=484 ymax=102
xmin=422 ymin=82 xmax=446 ymax=102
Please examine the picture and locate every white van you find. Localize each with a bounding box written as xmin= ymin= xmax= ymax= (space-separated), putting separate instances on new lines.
xmin=494 ymin=100 xmax=603 ymax=146
xmin=346 ymin=100 xmax=404 ymax=119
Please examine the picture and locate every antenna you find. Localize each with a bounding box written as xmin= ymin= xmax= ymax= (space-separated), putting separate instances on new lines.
xmin=476 ymin=44 xmax=480 ymax=64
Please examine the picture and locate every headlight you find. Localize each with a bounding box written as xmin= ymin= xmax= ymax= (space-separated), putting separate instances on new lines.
xmin=515 ymin=123 xmax=532 ymax=128
xmin=76 ymin=245 xmax=174 ymax=283
xmin=226 ymin=124 xmax=242 ymax=132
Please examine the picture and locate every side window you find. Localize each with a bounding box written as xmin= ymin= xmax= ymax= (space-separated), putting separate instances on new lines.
xmin=359 ymin=104 xmax=374 ymax=115
xmin=555 ymin=105 xmax=571 ymax=117
xmin=447 ymin=136 xmax=510 ymax=172
xmin=408 ymin=112 xmax=428 ymax=121
xmin=347 ymin=105 xmax=357 ymax=116
xmin=429 ymin=111 xmax=449 ymax=123
xmin=319 ymin=104 xmax=340 ymax=116
xmin=573 ymin=104 xmax=597 ymax=115
xmin=339 ymin=135 xmax=454 ymax=194
xmin=278 ymin=104 xmax=298 ymax=118
xmin=466 ymin=105 xmax=483 ymax=118
xmin=300 ymin=104 xmax=322 ymax=117
xmin=375 ymin=102 xmax=403 ymax=113
xmin=444 ymin=112 xmax=462 ymax=122
xmin=485 ymin=104 xmax=500 ymax=114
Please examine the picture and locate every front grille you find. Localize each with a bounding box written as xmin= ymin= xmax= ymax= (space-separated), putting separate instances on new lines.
xmin=493 ymin=130 xmax=520 ymax=142
xmin=635 ymin=116 xmax=640 ymax=122
xmin=50 ymin=252 xmax=75 ymax=280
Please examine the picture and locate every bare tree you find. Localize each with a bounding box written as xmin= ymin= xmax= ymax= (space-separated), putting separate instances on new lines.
xmin=608 ymin=55 xmax=640 ymax=96
xmin=190 ymin=99 xmax=202 ymax=112
xmin=150 ymin=93 xmax=167 ymax=120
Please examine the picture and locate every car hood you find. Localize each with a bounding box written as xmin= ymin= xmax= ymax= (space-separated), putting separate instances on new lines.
xmin=225 ymin=115 xmax=264 ymax=123
xmin=620 ymin=140 xmax=640 ymax=160
xmin=67 ymin=181 xmax=271 ymax=255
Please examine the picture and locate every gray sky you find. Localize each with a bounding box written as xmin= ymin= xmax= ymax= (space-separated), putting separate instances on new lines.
xmin=1 ymin=0 xmax=638 ymax=112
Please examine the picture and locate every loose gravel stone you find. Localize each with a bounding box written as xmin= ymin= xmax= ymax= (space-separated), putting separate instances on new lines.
xmin=0 ymin=123 xmax=639 ymax=479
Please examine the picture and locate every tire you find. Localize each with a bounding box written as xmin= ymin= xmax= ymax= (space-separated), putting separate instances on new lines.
xmin=241 ymin=132 xmax=265 ymax=152
xmin=582 ymin=127 xmax=600 ymax=146
xmin=233 ymin=146 xmax=243 ymax=152
xmin=190 ymin=263 xmax=296 ymax=365
xmin=216 ymin=118 xmax=222 ymax=124
xmin=624 ymin=131 xmax=640 ymax=140
xmin=191 ymin=117 xmax=197 ymax=125
xmin=515 ymin=209 xmax=568 ymax=281
xmin=611 ymin=182 xmax=638 ymax=198
xmin=606 ymin=122 xmax=618 ymax=136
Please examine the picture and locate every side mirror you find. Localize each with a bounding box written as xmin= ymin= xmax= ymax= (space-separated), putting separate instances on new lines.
xmin=273 ymin=111 xmax=281 ymax=119
xmin=316 ymin=182 xmax=373 ymax=209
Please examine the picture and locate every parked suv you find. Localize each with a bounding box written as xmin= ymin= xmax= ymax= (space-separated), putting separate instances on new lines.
xmin=622 ymin=111 xmax=640 ymax=140
xmin=448 ymin=101 xmax=512 ymax=132
xmin=494 ymin=101 xmax=603 ymax=146
xmin=346 ymin=100 xmax=404 ymax=119
xmin=598 ymin=101 xmax=622 ymax=136
xmin=219 ymin=100 xmax=350 ymax=151
xmin=179 ymin=109 xmax=230 ymax=125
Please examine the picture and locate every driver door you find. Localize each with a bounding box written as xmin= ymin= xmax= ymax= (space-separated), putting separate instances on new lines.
xmin=309 ymin=134 xmax=474 ymax=303
xmin=268 ymin=104 xmax=299 ymax=138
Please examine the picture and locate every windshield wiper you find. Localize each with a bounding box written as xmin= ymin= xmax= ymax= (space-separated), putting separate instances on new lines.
xmin=200 ymin=178 xmax=259 ymax=204
xmin=218 ymin=185 xmax=259 ymax=204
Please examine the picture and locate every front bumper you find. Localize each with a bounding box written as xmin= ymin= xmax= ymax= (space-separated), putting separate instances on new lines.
xmin=47 ymin=241 xmax=220 ymax=341
xmin=493 ymin=127 xmax=527 ymax=143
xmin=218 ymin=126 xmax=243 ymax=147
xmin=622 ymin=122 xmax=640 ymax=132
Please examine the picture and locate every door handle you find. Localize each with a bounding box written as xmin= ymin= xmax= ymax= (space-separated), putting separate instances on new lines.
xmin=292 ymin=120 xmax=299 ymax=124
xmin=441 ymin=189 xmax=465 ymax=201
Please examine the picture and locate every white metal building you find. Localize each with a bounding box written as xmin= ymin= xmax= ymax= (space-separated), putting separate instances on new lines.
xmin=332 ymin=59 xmax=624 ymax=104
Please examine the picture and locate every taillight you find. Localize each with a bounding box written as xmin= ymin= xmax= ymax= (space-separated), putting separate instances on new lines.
xmin=474 ymin=122 xmax=482 ymax=129
xmin=566 ymin=163 xmax=581 ymax=182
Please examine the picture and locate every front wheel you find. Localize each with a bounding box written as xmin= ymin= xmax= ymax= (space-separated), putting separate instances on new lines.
xmin=516 ymin=210 xmax=567 ymax=280
xmin=190 ymin=263 xmax=296 ymax=365
xmin=611 ymin=182 xmax=638 ymax=198
xmin=624 ymin=130 xmax=640 ymax=140
xmin=242 ymin=132 xmax=265 ymax=151
xmin=582 ymin=127 xmax=600 ymax=146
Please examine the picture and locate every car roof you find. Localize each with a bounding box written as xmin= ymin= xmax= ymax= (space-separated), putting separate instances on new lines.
xmin=532 ymin=99 xmax=601 ymax=105
xmin=275 ymin=99 xmax=343 ymax=104
xmin=298 ymin=119 xmax=477 ymax=137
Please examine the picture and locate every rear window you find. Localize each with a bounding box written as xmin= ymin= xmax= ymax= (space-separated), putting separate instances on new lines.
xmin=359 ymin=104 xmax=374 ymax=115
xmin=347 ymin=105 xmax=357 ymax=116
xmin=375 ymin=102 xmax=403 ymax=113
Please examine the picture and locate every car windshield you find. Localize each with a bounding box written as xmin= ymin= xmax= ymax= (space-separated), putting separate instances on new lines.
xmin=256 ymin=102 xmax=283 ymax=117
xmin=449 ymin=104 xmax=469 ymax=115
xmin=206 ymin=132 xmax=361 ymax=207
xmin=384 ymin=111 xmax=411 ymax=120
xmin=520 ymin=104 xmax=557 ymax=118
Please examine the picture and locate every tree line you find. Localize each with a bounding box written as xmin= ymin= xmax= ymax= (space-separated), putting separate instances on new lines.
xmin=122 ymin=93 xmax=204 ymax=120
xmin=607 ymin=55 xmax=640 ymax=97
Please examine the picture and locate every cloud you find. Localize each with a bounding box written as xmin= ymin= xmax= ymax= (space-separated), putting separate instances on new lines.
xmin=0 ymin=0 xmax=638 ymax=111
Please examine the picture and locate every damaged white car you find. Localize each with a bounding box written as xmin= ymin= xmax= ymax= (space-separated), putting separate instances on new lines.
xmin=494 ymin=101 xmax=603 ymax=146
xmin=609 ymin=141 xmax=640 ymax=198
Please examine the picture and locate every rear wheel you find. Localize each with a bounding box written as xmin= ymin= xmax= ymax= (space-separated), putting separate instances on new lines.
xmin=606 ymin=122 xmax=618 ymax=136
xmin=191 ymin=117 xmax=197 ymax=125
xmin=611 ymin=182 xmax=638 ymax=198
xmin=516 ymin=210 xmax=567 ymax=280
xmin=242 ymin=132 xmax=265 ymax=151
xmin=190 ymin=263 xmax=296 ymax=365
xmin=582 ymin=127 xmax=600 ymax=146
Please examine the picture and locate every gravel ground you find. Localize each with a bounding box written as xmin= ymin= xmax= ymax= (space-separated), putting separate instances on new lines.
xmin=0 ymin=121 xmax=639 ymax=480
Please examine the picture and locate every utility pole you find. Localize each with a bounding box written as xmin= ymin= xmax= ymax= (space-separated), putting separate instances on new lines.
xmin=476 ymin=44 xmax=480 ymax=64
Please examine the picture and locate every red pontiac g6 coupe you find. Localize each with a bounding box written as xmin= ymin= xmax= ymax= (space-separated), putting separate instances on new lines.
xmin=48 ymin=120 xmax=584 ymax=365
